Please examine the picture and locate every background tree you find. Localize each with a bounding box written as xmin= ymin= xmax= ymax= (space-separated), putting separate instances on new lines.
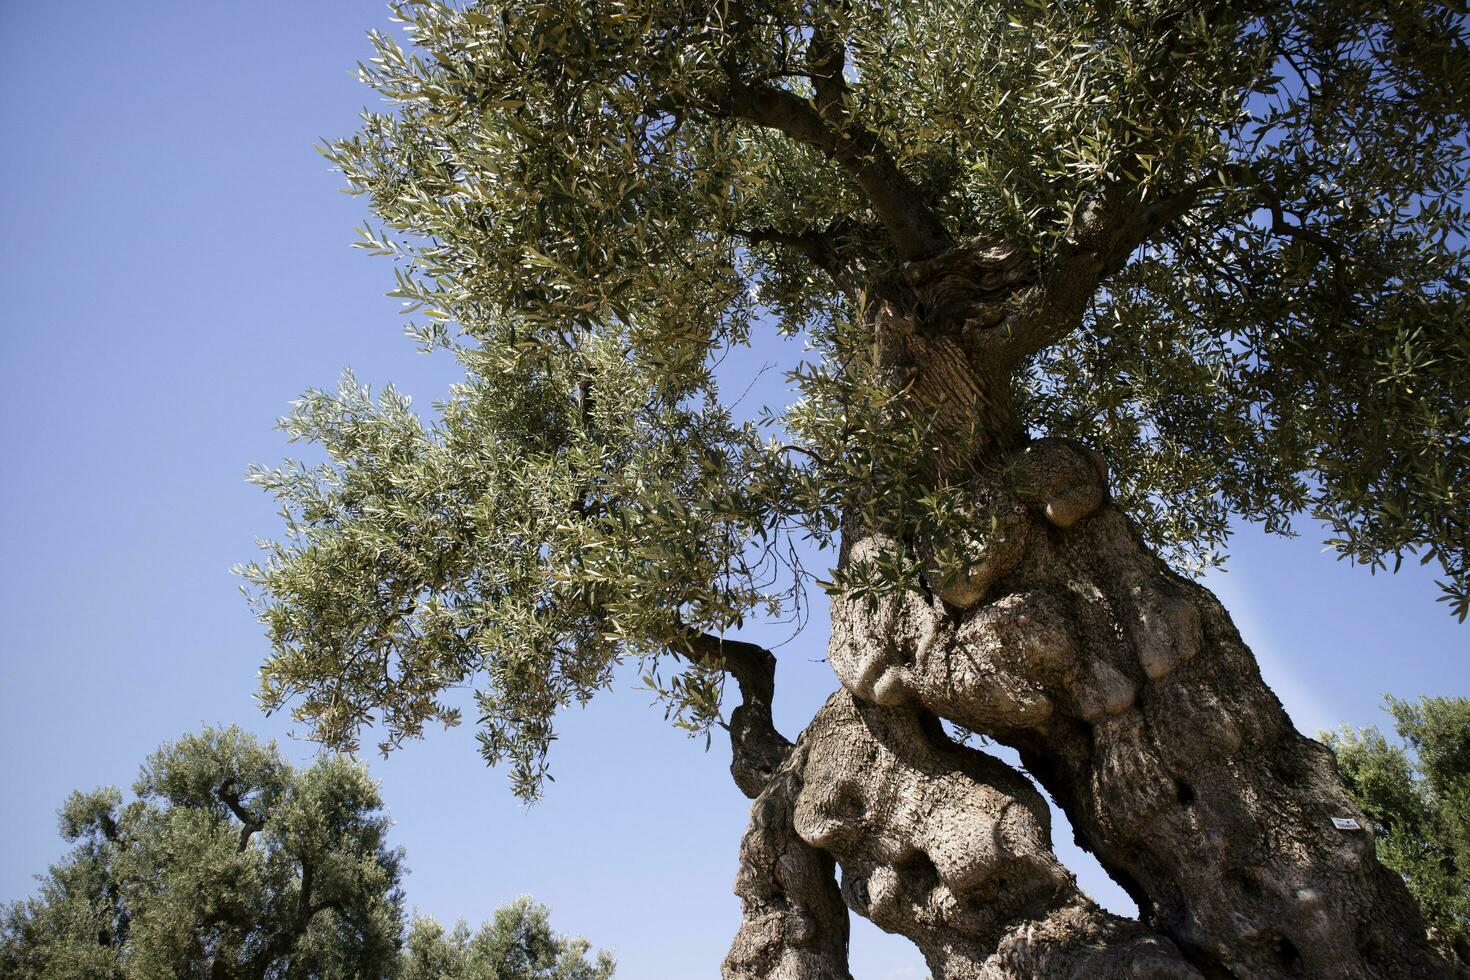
xmin=1325 ymin=695 xmax=1470 ymax=966
xmin=1 ymin=728 xmax=617 ymax=980
xmin=400 ymin=898 xmax=616 ymax=980
xmin=239 ymin=1 xmax=1469 ymax=976
xmin=0 ymin=728 xmax=404 ymax=979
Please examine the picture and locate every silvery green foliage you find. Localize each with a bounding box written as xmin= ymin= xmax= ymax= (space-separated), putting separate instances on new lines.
xmin=0 ymin=729 xmax=404 ymax=979
xmin=241 ymin=0 xmax=1468 ymax=799
xmin=401 ymin=899 xmax=616 ymax=980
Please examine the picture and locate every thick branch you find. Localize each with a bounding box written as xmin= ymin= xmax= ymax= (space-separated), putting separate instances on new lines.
xmin=297 ymin=858 xmax=314 ymax=929
xmin=724 ymin=734 xmax=853 ymax=980
xmin=804 ymin=25 xmax=849 ymax=123
xmin=995 ymin=2 xmax=1262 ymax=359
xmin=1014 ymin=177 xmax=1215 ymax=355
xmin=730 ymin=224 xmax=856 ymax=294
xmin=715 ymin=79 xmax=951 ymax=262
xmin=217 ymin=782 xmax=265 ymax=854
xmin=252 ymin=854 xmax=338 ymax=980
xmin=677 ymin=628 xmax=792 ymax=798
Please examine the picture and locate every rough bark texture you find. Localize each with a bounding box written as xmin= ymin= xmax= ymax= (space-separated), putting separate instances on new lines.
xmin=828 ymin=436 xmax=1454 ymax=979
xmin=724 ymin=738 xmax=855 ymax=980
xmin=706 ymin=630 xmax=854 ymax=979
xmin=719 ymin=245 xmax=1455 ymax=977
xmin=681 ymin=630 xmax=794 ymax=798
xmin=793 ymin=689 xmax=1201 ymax=980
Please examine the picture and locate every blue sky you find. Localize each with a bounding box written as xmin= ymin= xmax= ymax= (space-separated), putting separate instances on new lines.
xmin=0 ymin=3 xmax=1464 ymax=978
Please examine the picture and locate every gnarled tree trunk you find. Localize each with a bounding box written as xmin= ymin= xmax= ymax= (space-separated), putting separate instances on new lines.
xmin=793 ymin=689 xmax=1201 ymax=979
xmin=826 ymin=434 xmax=1453 ymax=978
xmin=724 ymin=688 xmax=1201 ymax=980
xmin=723 ymin=736 xmax=854 ymax=980
xmin=720 ymin=236 xmax=1455 ymax=977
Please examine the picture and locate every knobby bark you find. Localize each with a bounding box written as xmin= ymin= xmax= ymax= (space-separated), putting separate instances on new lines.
xmin=793 ymin=689 xmax=1200 ymax=980
xmin=702 ymin=121 xmax=1457 ymax=964
xmin=826 ymin=434 xmax=1453 ymax=979
xmin=719 ymin=282 xmax=1453 ymax=976
xmin=706 ymin=629 xmax=855 ymax=978
xmin=723 ymin=687 xmax=1201 ymax=980
xmin=723 ymin=737 xmax=855 ymax=980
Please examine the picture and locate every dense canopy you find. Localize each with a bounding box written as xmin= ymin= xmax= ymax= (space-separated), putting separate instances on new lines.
xmin=0 ymin=728 xmax=404 ymax=979
xmin=0 ymin=730 xmax=617 ymax=980
xmin=239 ymin=0 xmax=1469 ymax=799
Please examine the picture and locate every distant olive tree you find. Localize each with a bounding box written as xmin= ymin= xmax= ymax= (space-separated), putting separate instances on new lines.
xmin=0 ymin=728 xmax=614 ymax=980
xmin=0 ymin=728 xmax=402 ymax=979
xmin=401 ymin=898 xmax=615 ymax=980
xmin=1325 ymin=696 xmax=1470 ymax=966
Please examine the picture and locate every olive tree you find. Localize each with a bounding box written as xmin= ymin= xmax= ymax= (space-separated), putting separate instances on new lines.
xmin=1 ymin=729 xmax=616 ymax=980
xmin=400 ymin=898 xmax=616 ymax=980
xmin=239 ymin=1 xmax=1469 ymax=976
xmin=0 ymin=728 xmax=403 ymax=979
xmin=1325 ymin=696 xmax=1470 ymax=966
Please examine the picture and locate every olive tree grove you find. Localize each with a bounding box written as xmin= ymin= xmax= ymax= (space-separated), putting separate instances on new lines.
xmin=1326 ymin=696 xmax=1470 ymax=965
xmin=239 ymin=1 xmax=1469 ymax=976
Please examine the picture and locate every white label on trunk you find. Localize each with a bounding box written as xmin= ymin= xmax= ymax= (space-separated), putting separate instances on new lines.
xmin=1332 ymin=816 xmax=1363 ymax=831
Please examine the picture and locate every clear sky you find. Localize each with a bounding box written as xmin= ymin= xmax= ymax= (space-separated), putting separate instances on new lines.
xmin=0 ymin=3 xmax=1464 ymax=978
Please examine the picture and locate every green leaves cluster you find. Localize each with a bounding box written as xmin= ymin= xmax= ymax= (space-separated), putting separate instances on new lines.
xmin=245 ymin=0 xmax=1468 ymax=797
xmin=0 ymin=729 xmax=616 ymax=979
xmin=239 ymin=343 xmax=796 ymax=798
xmin=0 ymin=728 xmax=404 ymax=979
xmin=1033 ymin=0 xmax=1470 ymax=593
xmin=401 ymin=899 xmax=615 ymax=980
xmin=1324 ymin=696 xmax=1470 ymax=963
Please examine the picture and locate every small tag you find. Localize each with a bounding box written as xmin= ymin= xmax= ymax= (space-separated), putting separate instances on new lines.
xmin=1332 ymin=816 xmax=1362 ymax=831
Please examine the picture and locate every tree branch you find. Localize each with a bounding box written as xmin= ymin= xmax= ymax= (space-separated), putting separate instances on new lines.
xmin=217 ymin=782 xmax=265 ymax=854
xmin=702 ymin=3 xmax=951 ymax=268
xmin=675 ymin=627 xmax=792 ymax=798
xmin=805 ymin=20 xmax=854 ymax=133
xmin=724 ymin=732 xmax=853 ymax=979
xmin=298 ymin=858 xmax=314 ymax=926
xmin=717 ymin=81 xmax=950 ymax=262
xmin=729 ymin=223 xmax=857 ymax=294
xmin=1003 ymin=165 xmax=1237 ymax=361
xmin=1253 ymin=182 xmax=1350 ymax=271
xmin=991 ymin=1 xmax=1264 ymax=359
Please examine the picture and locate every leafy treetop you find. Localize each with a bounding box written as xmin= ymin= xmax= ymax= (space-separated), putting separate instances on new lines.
xmin=401 ymin=898 xmax=616 ymax=980
xmin=0 ymin=728 xmax=404 ymax=979
xmin=240 ymin=0 xmax=1469 ymax=799
xmin=0 ymin=728 xmax=617 ymax=979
